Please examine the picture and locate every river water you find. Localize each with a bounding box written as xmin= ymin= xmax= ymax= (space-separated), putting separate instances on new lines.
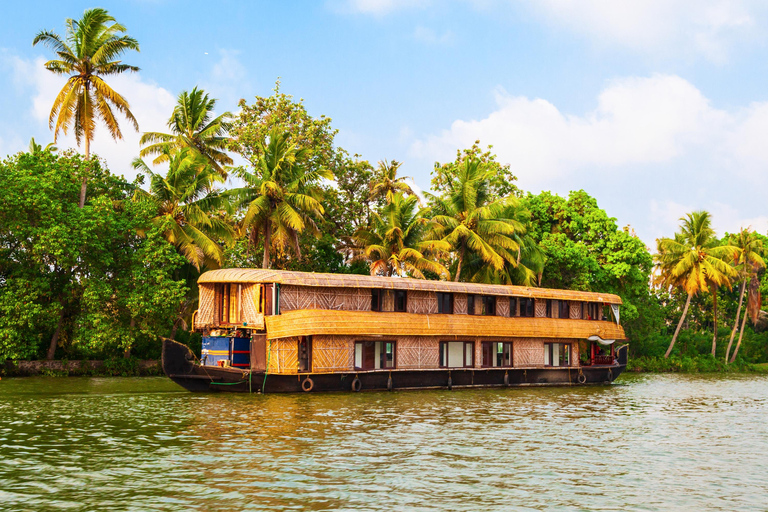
xmin=1 ymin=374 xmax=766 ymax=511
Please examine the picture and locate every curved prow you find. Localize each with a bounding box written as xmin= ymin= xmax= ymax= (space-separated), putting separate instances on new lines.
xmin=616 ymin=344 xmax=628 ymax=366
xmin=161 ymin=338 xmax=196 ymax=377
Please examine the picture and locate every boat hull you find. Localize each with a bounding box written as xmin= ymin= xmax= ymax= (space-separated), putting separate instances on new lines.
xmin=163 ymin=339 xmax=626 ymax=393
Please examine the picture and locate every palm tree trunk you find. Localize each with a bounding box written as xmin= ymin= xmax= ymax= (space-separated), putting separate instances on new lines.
xmin=730 ymin=306 xmax=749 ymax=363
xmin=453 ymin=245 xmax=465 ymax=282
xmin=170 ymin=320 xmax=179 ymax=341
xmin=665 ymin=292 xmax=692 ymax=358
xmin=711 ymin=288 xmax=718 ymax=357
xmin=725 ymin=279 xmax=746 ymax=362
xmin=79 ymin=130 xmax=90 ymax=209
xmin=262 ymin=219 xmax=271 ymax=269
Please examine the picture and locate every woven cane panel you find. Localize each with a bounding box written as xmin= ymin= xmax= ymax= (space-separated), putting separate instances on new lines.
xmin=570 ymin=302 xmax=583 ymax=320
xmin=407 ymin=291 xmax=438 ymax=315
xmin=397 ymin=336 xmax=440 ymax=369
xmin=280 ymin=285 xmax=372 ymax=312
xmin=267 ymin=337 xmax=299 ymax=374
xmin=312 ymin=336 xmax=353 ymax=372
xmin=535 ymin=299 xmax=547 ymax=318
xmin=241 ymin=284 xmax=259 ymax=325
xmin=513 ymin=338 xmax=544 ymax=366
xmin=196 ymin=284 xmax=216 ymax=328
xmin=454 ymin=294 xmax=468 ymax=315
xmin=383 ymin=290 xmax=394 ymax=312
xmin=572 ymin=343 xmax=579 ymax=366
xmin=497 ymin=300 xmax=510 ymax=318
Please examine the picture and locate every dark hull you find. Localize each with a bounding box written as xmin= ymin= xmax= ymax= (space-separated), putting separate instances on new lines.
xmin=163 ymin=339 xmax=627 ymax=394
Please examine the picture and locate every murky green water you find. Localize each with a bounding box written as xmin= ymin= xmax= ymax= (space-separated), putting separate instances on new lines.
xmin=1 ymin=374 xmax=767 ymax=511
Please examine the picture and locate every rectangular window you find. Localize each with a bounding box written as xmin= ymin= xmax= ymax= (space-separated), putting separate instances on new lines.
xmin=509 ymin=297 xmax=518 ymax=317
xmin=437 ymin=292 xmax=454 ymax=314
xmin=559 ymin=300 xmax=570 ymax=319
xmin=544 ymin=342 xmax=571 ymax=367
xmin=371 ymin=289 xmax=383 ymax=312
xmin=467 ymin=294 xmax=476 ymax=315
xmin=482 ymin=296 xmax=496 ymax=316
xmin=395 ymin=290 xmax=407 ymax=312
xmin=439 ymin=341 xmax=474 ymax=368
xmin=218 ymin=283 xmax=241 ymax=324
xmin=587 ymin=302 xmax=600 ymax=320
xmin=546 ymin=299 xmax=555 ymax=318
xmin=520 ymin=298 xmax=535 ymax=317
xmin=481 ymin=342 xmax=513 ymax=367
xmin=298 ymin=336 xmax=312 ymax=372
xmin=354 ymin=341 xmax=396 ymax=370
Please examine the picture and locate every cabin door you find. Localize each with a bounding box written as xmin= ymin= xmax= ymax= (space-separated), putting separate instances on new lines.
xmin=298 ymin=336 xmax=312 ymax=372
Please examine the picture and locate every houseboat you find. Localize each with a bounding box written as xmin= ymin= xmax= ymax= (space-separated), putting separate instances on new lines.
xmin=162 ymin=269 xmax=628 ymax=393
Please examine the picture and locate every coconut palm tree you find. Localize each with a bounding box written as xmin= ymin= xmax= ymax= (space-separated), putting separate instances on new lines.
xmin=654 ymin=211 xmax=737 ymax=358
xmin=427 ymin=157 xmax=523 ymax=282
xmin=228 ymin=127 xmax=333 ymax=268
xmin=33 ymin=8 xmax=140 ymax=208
xmin=132 ymin=148 xmax=233 ymax=270
xmin=726 ymin=229 xmax=765 ymax=362
xmin=355 ymin=193 xmax=449 ymax=279
xmin=139 ymin=87 xmax=233 ymax=177
xmin=369 ymin=159 xmax=415 ymax=203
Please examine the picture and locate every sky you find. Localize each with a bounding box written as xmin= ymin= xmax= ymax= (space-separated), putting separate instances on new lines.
xmin=2 ymin=0 xmax=768 ymax=248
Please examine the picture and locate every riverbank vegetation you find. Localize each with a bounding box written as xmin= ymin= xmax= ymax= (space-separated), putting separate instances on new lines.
xmin=1 ymin=8 xmax=767 ymax=371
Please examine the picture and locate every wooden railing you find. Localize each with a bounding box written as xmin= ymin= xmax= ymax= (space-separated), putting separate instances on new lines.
xmin=592 ymin=355 xmax=614 ymax=365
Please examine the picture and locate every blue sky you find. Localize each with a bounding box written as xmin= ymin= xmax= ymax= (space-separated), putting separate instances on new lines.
xmin=3 ymin=0 xmax=768 ymax=247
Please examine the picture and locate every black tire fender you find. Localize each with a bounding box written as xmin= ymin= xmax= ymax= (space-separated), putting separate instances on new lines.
xmin=577 ymin=373 xmax=587 ymax=384
xmin=301 ymin=377 xmax=314 ymax=392
xmin=351 ymin=377 xmax=362 ymax=392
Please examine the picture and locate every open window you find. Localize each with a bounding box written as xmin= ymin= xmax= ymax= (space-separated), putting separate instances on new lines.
xmin=298 ymin=336 xmax=312 ymax=372
xmin=544 ymin=342 xmax=571 ymax=367
xmin=437 ymin=292 xmax=454 ymax=314
xmin=439 ymin=341 xmax=474 ymax=368
xmin=482 ymin=341 xmax=512 ymax=367
xmin=371 ymin=289 xmax=383 ymax=312
xmin=520 ymin=298 xmax=535 ymax=317
xmin=482 ymin=296 xmax=496 ymax=316
xmin=467 ymin=295 xmax=476 ymax=315
xmin=559 ymin=300 xmax=570 ymax=319
xmin=354 ymin=341 xmax=396 ymax=370
xmin=586 ymin=302 xmax=601 ymax=321
xmin=510 ymin=297 xmax=518 ymax=317
xmin=394 ymin=290 xmax=407 ymax=312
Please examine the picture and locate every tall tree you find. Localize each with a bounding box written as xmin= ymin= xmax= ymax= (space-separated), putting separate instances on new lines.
xmin=132 ymin=148 xmax=233 ymax=270
xmin=228 ymin=127 xmax=332 ymax=268
xmin=139 ymin=87 xmax=233 ymax=176
xmin=33 ymin=8 xmax=140 ymax=208
xmin=369 ymin=159 xmax=415 ymax=203
xmin=355 ymin=193 xmax=449 ymax=279
xmin=726 ymin=229 xmax=766 ymax=362
xmin=654 ymin=211 xmax=737 ymax=358
xmin=427 ymin=157 xmax=522 ymax=282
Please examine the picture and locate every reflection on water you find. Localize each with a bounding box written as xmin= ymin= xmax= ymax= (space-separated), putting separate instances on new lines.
xmin=1 ymin=374 xmax=767 ymax=511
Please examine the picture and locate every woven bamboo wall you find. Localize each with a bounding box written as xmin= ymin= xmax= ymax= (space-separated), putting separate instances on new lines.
xmin=455 ymin=294 xmax=468 ymax=314
xmin=535 ymin=299 xmax=547 ymax=318
xmin=570 ymin=302 xmax=582 ymax=320
xmin=267 ymin=337 xmax=299 ymax=374
xmin=497 ymin=299 xmax=510 ymax=317
xmin=280 ymin=285 xmax=371 ymax=312
xmin=383 ymin=289 xmax=394 ymax=312
xmin=408 ymin=291 xmax=438 ymax=315
xmin=312 ymin=336 xmax=354 ymax=372
xmin=241 ymin=284 xmax=262 ymax=326
xmin=195 ymin=283 xmax=216 ymax=329
xmin=398 ymin=336 xmax=440 ymax=369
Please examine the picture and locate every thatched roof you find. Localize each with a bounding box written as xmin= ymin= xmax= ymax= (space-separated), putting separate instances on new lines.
xmin=199 ymin=268 xmax=623 ymax=305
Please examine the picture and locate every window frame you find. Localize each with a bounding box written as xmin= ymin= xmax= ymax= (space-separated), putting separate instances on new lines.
xmin=509 ymin=297 xmax=518 ymax=317
xmin=559 ymin=300 xmax=570 ymax=319
xmin=371 ymin=289 xmax=383 ymax=312
xmin=217 ymin=283 xmax=241 ymax=324
xmin=394 ymin=290 xmax=408 ymax=312
xmin=482 ymin=296 xmax=497 ymax=316
xmin=437 ymin=292 xmax=454 ymax=314
xmin=520 ymin=297 xmax=535 ymax=318
xmin=354 ymin=340 xmax=397 ymax=370
xmin=543 ymin=342 xmax=571 ymax=367
xmin=481 ymin=341 xmax=513 ymax=368
xmin=439 ymin=340 xmax=475 ymax=368
xmin=467 ymin=294 xmax=476 ymax=315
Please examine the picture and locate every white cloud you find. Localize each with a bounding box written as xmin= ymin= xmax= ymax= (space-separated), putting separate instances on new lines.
xmin=517 ymin=0 xmax=766 ymax=62
xmin=200 ymin=49 xmax=252 ymax=110
xmin=410 ymin=74 xmax=768 ymax=245
xmin=10 ymin=56 xmax=176 ymax=180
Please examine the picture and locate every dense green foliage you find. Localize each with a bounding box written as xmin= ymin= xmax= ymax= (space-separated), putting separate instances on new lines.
xmin=5 ymin=12 xmax=767 ymax=367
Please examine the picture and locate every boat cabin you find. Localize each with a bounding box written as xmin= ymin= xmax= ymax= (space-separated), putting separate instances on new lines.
xmin=192 ymin=269 xmax=625 ymax=377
